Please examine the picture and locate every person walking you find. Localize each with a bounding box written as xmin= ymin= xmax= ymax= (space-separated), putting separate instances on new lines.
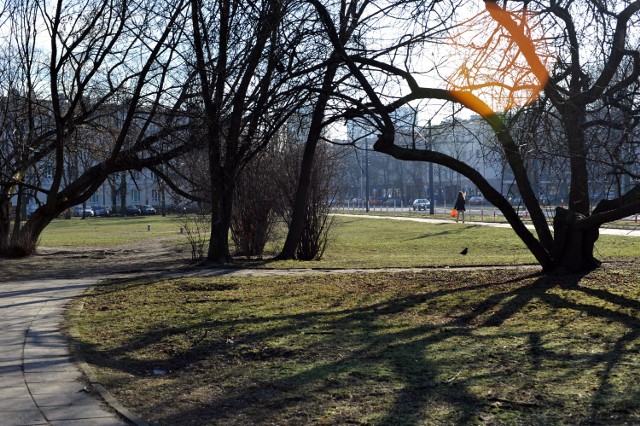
xmin=454 ymin=191 xmax=466 ymax=223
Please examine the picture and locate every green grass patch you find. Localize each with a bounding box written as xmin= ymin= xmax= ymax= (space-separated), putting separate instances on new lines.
xmin=73 ymin=264 xmax=640 ymax=425
xmin=319 ymin=217 xmax=536 ymax=267
xmin=595 ymin=232 xmax=640 ymax=258
xmin=333 ymin=206 xmax=640 ymax=229
xmin=279 ymin=215 xmax=638 ymax=268
xmin=39 ymin=216 xmax=182 ymax=247
xmin=37 ymin=214 xmax=639 ymax=268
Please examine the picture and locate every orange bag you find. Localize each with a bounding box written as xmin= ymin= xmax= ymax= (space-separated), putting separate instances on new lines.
xmin=451 ymin=208 xmax=457 ymax=217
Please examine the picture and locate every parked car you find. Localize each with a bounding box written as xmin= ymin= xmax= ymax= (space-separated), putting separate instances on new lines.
xmin=412 ymin=198 xmax=430 ymax=211
xmin=91 ymin=205 xmax=112 ymax=217
xmin=169 ymin=201 xmax=201 ymax=214
xmin=138 ymin=204 xmax=157 ymax=215
xmin=468 ymin=195 xmax=485 ymax=205
xmin=509 ymin=196 xmax=523 ymax=206
xmin=125 ymin=205 xmax=141 ymax=216
xmin=72 ymin=206 xmax=94 ymax=217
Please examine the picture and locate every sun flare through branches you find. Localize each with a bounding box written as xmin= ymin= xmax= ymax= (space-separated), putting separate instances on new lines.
xmin=446 ymin=2 xmax=554 ymax=114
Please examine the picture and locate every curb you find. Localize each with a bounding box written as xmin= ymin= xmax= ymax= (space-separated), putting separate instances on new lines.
xmin=67 ymin=300 xmax=150 ymax=426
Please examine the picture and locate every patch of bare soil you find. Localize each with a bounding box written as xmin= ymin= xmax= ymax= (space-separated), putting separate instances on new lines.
xmin=0 ymin=237 xmax=192 ymax=282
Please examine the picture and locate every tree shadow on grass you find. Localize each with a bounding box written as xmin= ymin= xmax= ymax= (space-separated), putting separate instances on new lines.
xmin=408 ymin=224 xmax=483 ymax=242
xmin=76 ymin=267 xmax=640 ymax=425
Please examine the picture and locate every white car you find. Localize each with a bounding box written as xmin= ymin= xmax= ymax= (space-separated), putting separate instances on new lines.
xmin=72 ymin=206 xmax=94 ymax=217
xmin=412 ymin=199 xmax=430 ymax=211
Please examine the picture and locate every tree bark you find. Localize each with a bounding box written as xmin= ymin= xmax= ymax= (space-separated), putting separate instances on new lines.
xmin=0 ymin=199 xmax=11 ymax=255
xmin=207 ymin=208 xmax=233 ymax=263
xmin=559 ymin=105 xmax=591 ymax=215
xmin=3 ymin=210 xmax=52 ymax=257
xmin=207 ymin=167 xmax=234 ymax=263
xmin=552 ymin=207 xmax=601 ymax=273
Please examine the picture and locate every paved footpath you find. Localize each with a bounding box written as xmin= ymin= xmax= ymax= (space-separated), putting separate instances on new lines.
xmin=334 ymin=213 xmax=640 ymax=237
xmin=0 ymin=278 xmax=131 ymax=426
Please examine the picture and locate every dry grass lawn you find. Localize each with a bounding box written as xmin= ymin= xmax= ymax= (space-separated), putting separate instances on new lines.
xmin=71 ymin=262 xmax=640 ymax=425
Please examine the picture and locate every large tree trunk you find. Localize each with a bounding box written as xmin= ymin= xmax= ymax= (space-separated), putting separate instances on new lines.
xmin=2 ymin=210 xmax=51 ymax=257
xmin=207 ymin=170 xmax=234 ymax=263
xmin=0 ymin=199 xmax=11 ymax=255
xmin=208 ymin=212 xmax=232 ymax=263
xmin=560 ymin=107 xmax=591 ymax=216
xmin=277 ymin=61 xmax=338 ymax=260
xmin=552 ymin=207 xmax=601 ymax=273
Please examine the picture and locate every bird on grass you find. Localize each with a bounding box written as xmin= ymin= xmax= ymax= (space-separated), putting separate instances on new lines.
xmin=460 ymin=247 xmax=468 ymax=255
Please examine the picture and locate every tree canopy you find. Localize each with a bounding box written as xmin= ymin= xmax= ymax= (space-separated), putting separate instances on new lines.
xmin=313 ymin=0 xmax=640 ymax=272
xmin=2 ymin=0 xmax=639 ymax=272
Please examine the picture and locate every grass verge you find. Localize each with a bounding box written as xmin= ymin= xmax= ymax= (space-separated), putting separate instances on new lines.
xmin=72 ymin=263 xmax=640 ymax=425
xmin=38 ymin=214 xmax=639 ymax=268
xmin=38 ymin=215 xmax=181 ymax=247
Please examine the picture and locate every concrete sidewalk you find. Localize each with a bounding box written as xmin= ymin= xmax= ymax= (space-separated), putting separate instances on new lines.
xmin=0 ymin=278 xmax=131 ymax=426
xmin=334 ymin=213 xmax=640 ymax=237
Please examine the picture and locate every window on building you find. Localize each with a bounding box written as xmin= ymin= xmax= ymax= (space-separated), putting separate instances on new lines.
xmin=131 ymin=188 xmax=140 ymax=203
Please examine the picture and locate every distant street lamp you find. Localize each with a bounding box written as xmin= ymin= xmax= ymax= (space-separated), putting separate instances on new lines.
xmin=365 ymin=139 xmax=370 ymax=213
xmin=415 ymin=121 xmax=436 ymax=215
xmin=428 ymin=120 xmax=434 ymax=215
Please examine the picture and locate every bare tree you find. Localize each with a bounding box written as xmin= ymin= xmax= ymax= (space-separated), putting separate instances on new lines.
xmin=189 ymin=0 xmax=321 ymax=263
xmin=278 ymin=0 xmax=452 ymax=259
xmin=315 ymin=0 xmax=640 ymax=272
xmin=0 ymin=0 xmax=197 ymax=256
xmin=230 ymin=150 xmax=281 ymax=258
xmin=277 ymin=139 xmax=340 ymax=261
